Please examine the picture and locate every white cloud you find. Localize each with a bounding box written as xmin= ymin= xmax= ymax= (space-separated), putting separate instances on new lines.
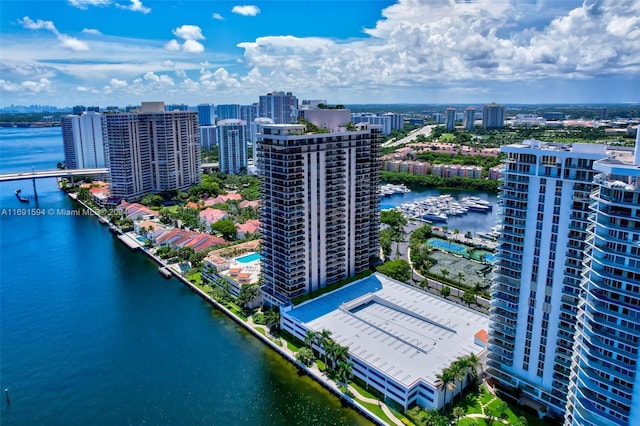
xmin=231 ymin=5 xmax=260 ymax=16
xmin=68 ymin=0 xmax=111 ymax=9
xmin=59 ymin=35 xmax=90 ymax=51
xmin=172 ymin=25 xmax=204 ymax=41
xmin=19 ymin=16 xmax=90 ymax=52
xmin=166 ymin=25 xmax=206 ymax=53
xmin=110 ymin=78 xmax=128 ymax=88
xmin=164 ymin=39 xmax=181 ymax=51
xmin=115 ymin=0 xmax=151 ymax=14
xmin=212 ymin=13 xmax=224 ymax=20
xmin=82 ymin=28 xmax=102 ymax=35
xmin=18 ymin=16 xmax=56 ymax=31
xmin=0 ymin=78 xmax=52 ymax=94
xmin=183 ymin=40 xmax=205 ymax=53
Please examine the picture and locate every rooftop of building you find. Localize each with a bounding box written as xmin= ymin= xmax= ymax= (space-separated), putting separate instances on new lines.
xmin=284 ymin=273 xmax=488 ymax=389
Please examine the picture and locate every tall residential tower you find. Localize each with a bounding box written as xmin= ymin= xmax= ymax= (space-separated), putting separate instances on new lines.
xmin=257 ymin=109 xmax=380 ymax=305
xmin=488 ymin=140 xmax=607 ymax=417
xmin=61 ymin=111 xmax=107 ymax=169
xmin=105 ymin=101 xmax=201 ymax=201
xmin=565 ymin=135 xmax=640 ymax=425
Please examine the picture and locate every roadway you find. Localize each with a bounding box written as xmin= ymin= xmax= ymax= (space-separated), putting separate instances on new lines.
xmin=0 ymin=168 xmax=108 ymax=182
xmin=381 ymin=124 xmax=437 ymax=148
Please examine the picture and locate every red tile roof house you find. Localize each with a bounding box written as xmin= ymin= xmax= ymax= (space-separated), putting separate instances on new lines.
xmin=117 ymin=201 xmax=159 ymax=221
xmin=239 ymin=200 xmax=260 ymax=209
xmin=134 ymin=219 xmax=169 ymax=242
xmin=184 ymin=201 xmax=201 ymax=210
xmin=235 ymin=219 xmax=260 ymax=239
xmin=155 ymin=228 xmax=225 ymax=252
xmin=203 ymin=193 xmax=243 ymax=207
xmin=199 ymin=208 xmax=228 ymax=228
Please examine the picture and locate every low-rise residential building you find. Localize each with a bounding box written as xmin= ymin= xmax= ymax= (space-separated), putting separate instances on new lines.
xmin=199 ymin=208 xmax=228 ymax=228
xmin=236 ymin=219 xmax=260 ymax=239
xmin=281 ymin=273 xmax=489 ymax=411
xmin=155 ymin=228 xmax=225 ymax=252
xmin=117 ymin=201 xmax=159 ymax=220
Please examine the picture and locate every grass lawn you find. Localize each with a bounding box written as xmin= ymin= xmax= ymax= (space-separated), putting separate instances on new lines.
xmin=164 ymin=205 xmax=182 ymax=213
xmin=254 ymin=327 xmax=266 ymax=336
xmin=315 ymin=359 xmax=326 ymax=372
xmin=350 ymin=380 xmax=381 ymax=401
xmin=186 ymin=271 xmax=202 ymax=285
xmin=356 ymin=399 xmax=395 ymax=426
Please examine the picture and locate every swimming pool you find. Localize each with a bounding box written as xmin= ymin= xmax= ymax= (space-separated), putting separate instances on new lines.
xmin=427 ymin=238 xmax=468 ymax=254
xmin=236 ymin=252 xmax=262 ymax=263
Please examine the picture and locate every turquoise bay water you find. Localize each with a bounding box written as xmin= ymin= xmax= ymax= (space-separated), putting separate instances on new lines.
xmin=0 ymin=127 xmax=369 ymax=426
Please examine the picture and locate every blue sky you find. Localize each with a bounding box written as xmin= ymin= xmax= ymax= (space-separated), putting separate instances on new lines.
xmin=1 ymin=0 xmax=638 ymax=107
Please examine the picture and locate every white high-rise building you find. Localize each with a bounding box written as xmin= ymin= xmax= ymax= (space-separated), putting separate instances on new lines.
xmin=483 ymin=103 xmax=505 ymax=129
xmin=488 ymin=140 xmax=607 ymax=418
xmin=258 ymin=91 xmax=298 ymax=124
xmin=61 ymin=111 xmax=107 ymax=169
xmin=257 ymin=116 xmax=381 ymax=306
xmin=463 ymin=107 xmax=476 ymax=130
xmin=200 ymin=126 xmax=217 ymax=151
xmin=565 ymin=135 xmax=640 ymax=426
xmin=217 ymin=119 xmax=248 ymax=175
xmin=105 ymin=101 xmax=201 ymax=201
xmin=249 ymin=117 xmax=275 ymax=174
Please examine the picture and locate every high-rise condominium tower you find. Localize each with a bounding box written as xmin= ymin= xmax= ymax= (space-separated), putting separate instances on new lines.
xmin=483 ymin=103 xmax=505 ymax=129
xmin=105 ymin=101 xmax=201 ymax=201
xmin=444 ymin=107 xmax=456 ymax=131
xmin=257 ymin=110 xmax=380 ymax=306
xmin=61 ymin=111 xmax=107 ymax=169
xmin=258 ymin=91 xmax=298 ymax=124
xmin=217 ymin=119 xmax=248 ymax=175
xmin=197 ymin=104 xmax=215 ymax=126
xmin=488 ymin=140 xmax=607 ymax=417
xmin=463 ymin=107 xmax=476 ymax=130
xmin=565 ymin=135 xmax=640 ymax=426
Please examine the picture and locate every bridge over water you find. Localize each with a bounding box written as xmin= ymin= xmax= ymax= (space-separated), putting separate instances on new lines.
xmin=0 ymin=168 xmax=108 ymax=200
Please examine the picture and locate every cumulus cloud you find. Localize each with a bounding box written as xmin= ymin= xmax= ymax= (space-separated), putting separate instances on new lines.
xmin=115 ymin=0 xmax=151 ymax=14
xmin=212 ymin=13 xmax=224 ymax=20
xmin=232 ymin=0 xmax=640 ymax=95
xmin=183 ymin=39 xmax=205 ymax=53
xmin=231 ymin=5 xmax=260 ymax=16
xmin=0 ymin=78 xmax=52 ymax=94
xmin=19 ymin=16 xmax=89 ymax=51
xmin=68 ymin=0 xmax=111 ymax=9
xmin=172 ymin=25 xmax=204 ymax=41
xmin=82 ymin=28 xmax=102 ymax=35
xmin=165 ymin=25 xmax=205 ymax=53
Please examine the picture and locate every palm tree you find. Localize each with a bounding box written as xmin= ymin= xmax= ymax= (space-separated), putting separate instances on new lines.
xmin=449 ymin=362 xmax=465 ymax=401
xmin=466 ymin=353 xmax=481 ymax=383
xmin=304 ymin=330 xmax=319 ymax=350
xmin=332 ymin=344 xmax=349 ymax=372
xmin=457 ymin=272 xmax=465 ymax=286
xmin=441 ymin=268 xmax=449 ymax=281
xmin=452 ymin=406 xmax=465 ymax=425
xmin=319 ymin=329 xmax=333 ymax=366
xmin=323 ymin=339 xmax=338 ymax=371
xmin=435 ymin=368 xmax=453 ymax=411
xmin=237 ymin=284 xmax=260 ymax=311
xmin=264 ymin=308 xmax=280 ymax=331
xmin=336 ymin=361 xmax=353 ymax=390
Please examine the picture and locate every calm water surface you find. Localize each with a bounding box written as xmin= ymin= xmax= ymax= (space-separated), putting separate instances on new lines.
xmin=0 ymin=127 xmax=370 ymax=426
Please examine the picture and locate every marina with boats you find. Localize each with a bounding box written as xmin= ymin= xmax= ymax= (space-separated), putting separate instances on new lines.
xmin=388 ymin=193 xmax=494 ymax=223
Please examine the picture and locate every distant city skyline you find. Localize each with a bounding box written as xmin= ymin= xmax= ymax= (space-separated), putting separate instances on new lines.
xmin=1 ymin=0 xmax=638 ymax=107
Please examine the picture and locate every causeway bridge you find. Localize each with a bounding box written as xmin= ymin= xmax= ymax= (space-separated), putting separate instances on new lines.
xmin=0 ymin=168 xmax=108 ymax=200
xmin=0 ymin=168 xmax=108 ymax=183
